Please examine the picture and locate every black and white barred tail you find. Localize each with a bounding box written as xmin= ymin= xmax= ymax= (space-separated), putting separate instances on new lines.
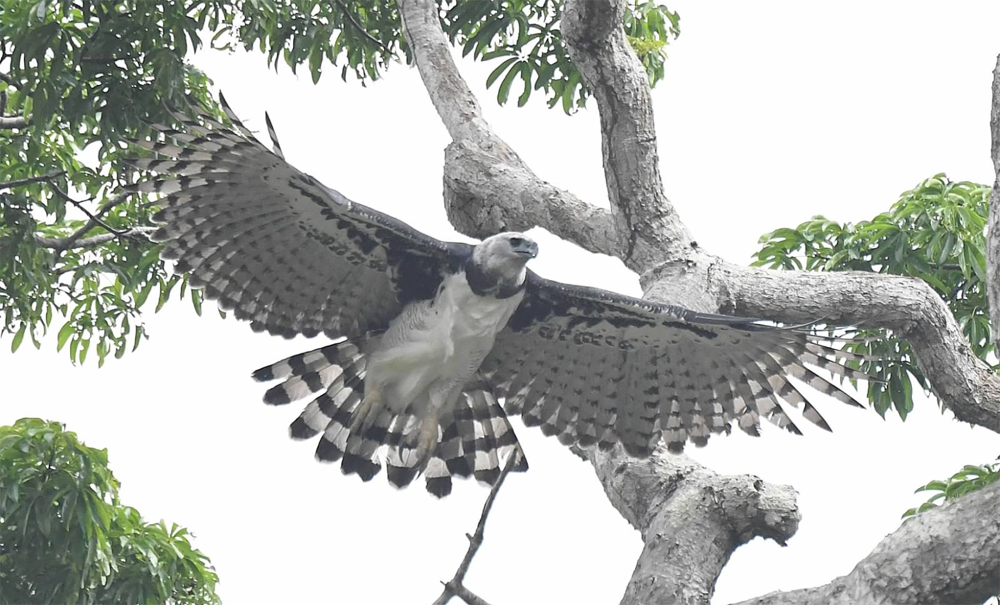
xmin=252 ymin=340 xmax=528 ymax=497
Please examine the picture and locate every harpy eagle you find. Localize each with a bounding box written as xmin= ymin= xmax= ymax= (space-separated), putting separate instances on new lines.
xmin=129 ymin=97 xmax=871 ymax=497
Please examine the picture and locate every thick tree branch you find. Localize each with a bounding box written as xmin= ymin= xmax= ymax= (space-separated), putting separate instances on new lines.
xmin=396 ymin=0 xmax=617 ymax=257
xmin=987 ymin=54 xmax=1000 ymax=353
xmin=732 ymin=479 xmax=1000 ymax=605
xmin=590 ymin=446 xmax=799 ymax=604
xmin=703 ymin=262 xmax=1000 ymax=433
xmin=562 ymin=0 xmax=694 ymax=270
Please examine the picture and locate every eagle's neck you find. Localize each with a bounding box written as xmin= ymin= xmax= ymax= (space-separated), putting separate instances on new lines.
xmin=465 ymin=255 xmax=527 ymax=299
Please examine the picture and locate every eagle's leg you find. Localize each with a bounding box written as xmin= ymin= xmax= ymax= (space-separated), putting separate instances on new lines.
xmin=401 ymin=409 xmax=441 ymax=469
xmin=349 ymin=383 xmax=382 ymax=434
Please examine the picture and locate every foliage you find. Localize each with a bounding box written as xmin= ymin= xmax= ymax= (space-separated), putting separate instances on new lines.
xmin=229 ymin=0 xmax=679 ymax=112
xmin=0 ymin=0 xmax=220 ymax=366
xmin=753 ymin=174 xmax=992 ymax=419
xmin=0 ymin=418 xmax=219 ymax=604
xmin=902 ymin=459 xmax=1000 ymax=519
xmin=0 ymin=0 xmax=677 ymax=364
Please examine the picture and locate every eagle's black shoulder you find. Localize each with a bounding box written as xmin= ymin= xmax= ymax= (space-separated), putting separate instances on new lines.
xmin=394 ymin=242 xmax=472 ymax=306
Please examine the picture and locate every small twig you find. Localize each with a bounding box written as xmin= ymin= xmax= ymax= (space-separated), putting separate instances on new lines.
xmin=331 ymin=0 xmax=393 ymax=56
xmin=0 ymin=170 xmax=65 ymax=190
xmin=431 ymin=454 xmax=520 ymax=605
xmin=35 ymin=192 xmax=138 ymax=251
xmin=34 ymin=226 xmax=156 ymax=252
xmin=50 ymin=185 xmax=127 ymax=236
xmin=0 ymin=72 xmax=16 ymax=87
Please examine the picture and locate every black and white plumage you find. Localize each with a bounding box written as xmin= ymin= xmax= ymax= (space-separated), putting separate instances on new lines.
xmin=129 ymin=96 xmax=871 ymax=497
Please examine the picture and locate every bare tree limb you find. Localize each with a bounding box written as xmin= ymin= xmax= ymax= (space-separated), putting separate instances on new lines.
xmin=590 ymin=445 xmax=800 ymax=604
xmin=987 ymin=54 xmax=1000 ymax=353
xmin=0 ymin=114 xmax=29 ymax=129
xmin=396 ymin=0 xmax=618 ymax=257
xmin=431 ymin=455 xmax=520 ymax=605
xmin=562 ymin=0 xmax=694 ymax=271
xmin=732 ymin=479 xmax=1000 ymax=605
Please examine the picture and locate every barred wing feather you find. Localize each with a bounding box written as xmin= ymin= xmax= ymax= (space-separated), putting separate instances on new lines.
xmin=128 ymin=98 xmax=467 ymax=340
xmin=481 ymin=272 xmax=871 ymax=456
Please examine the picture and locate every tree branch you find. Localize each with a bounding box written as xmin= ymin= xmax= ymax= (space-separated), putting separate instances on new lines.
xmin=431 ymin=455 xmax=520 ymax=605
xmin=589 ymin=445 xmax=799 ymax=604
xmin=986 ymin=53 xmax=1000 ymax=353
xmin=396 ymin=0 xmax=617 ymax=257
xmin=329 ymin=0 xmax=392 ymax=56
xmin=561 ymin=0 xmax=693 ymax=270
xmin=0 ymin=171 xmax=66 ymax=190
xmin=732 ymin=479 xmax=1000 ymax=605
xmin=49 ymin=184 xmax=127 ymax=237
xmin=32 ymin=192 xmax=145 ymax=252
xmin=34 ymin=226 xmax=156 ymax=251
xmin=0 ymin=114 xmax=29 ymax=129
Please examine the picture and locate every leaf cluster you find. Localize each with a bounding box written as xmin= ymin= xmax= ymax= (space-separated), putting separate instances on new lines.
xmin=1 ymin=0 xmax=219 ymax=364
xmin=753 ymin=174 xmax=992 ymax=419
xmin=902 ymin=460 xmax=1000 ymax=519
xmin=222 ymin=0 xmax=679 ymax=112
xmin=0 ymin=418 xmax=219 ymax=604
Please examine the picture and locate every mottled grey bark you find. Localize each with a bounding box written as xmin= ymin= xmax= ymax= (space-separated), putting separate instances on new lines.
xmin=987 ymin=55 xmax=1000 ymax=355
xmin=733 ymin=480 xmax=1000 ymax=605
xmin=397 ymin=0 xmax=1000 ymax=603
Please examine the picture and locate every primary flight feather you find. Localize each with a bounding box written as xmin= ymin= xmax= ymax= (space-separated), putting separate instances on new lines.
xmin=129 ymin=96 xmax=871 ymax=497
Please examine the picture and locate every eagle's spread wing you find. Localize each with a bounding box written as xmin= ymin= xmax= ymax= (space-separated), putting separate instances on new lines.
xmin=128 ymin=99 xmax=533 ymax=496
xmin=129 ymin=97 xmax=468 ymax=340
xmin=480 ymin=271 xmax=870 ymax=456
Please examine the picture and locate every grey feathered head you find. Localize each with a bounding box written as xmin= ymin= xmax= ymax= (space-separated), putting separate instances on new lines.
xmin=470 ymin=232 xmax=538 ymax=294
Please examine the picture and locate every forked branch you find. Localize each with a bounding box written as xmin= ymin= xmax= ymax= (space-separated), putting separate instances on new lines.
xmin=430 ymin=455 xmax=520 ymax=605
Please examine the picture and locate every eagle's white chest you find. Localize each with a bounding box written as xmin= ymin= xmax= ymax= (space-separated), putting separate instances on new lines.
xmin=367 ymin=271 xmax=524 ymax=413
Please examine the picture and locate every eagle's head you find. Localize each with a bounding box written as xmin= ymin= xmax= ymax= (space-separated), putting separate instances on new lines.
xmin=470 ymin=232 xmax=538 ymax=293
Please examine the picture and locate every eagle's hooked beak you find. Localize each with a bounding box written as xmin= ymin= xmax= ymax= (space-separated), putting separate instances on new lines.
xmin=514 ymin=239 xmax=539 ymax=259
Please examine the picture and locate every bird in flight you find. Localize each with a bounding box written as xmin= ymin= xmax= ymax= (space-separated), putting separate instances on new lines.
xmin=129 ymin=96 xmax=870 ymax=497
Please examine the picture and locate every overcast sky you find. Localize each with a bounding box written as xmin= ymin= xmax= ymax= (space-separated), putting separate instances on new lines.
xmin=5 ymin=2 xmax=1000 ymax=604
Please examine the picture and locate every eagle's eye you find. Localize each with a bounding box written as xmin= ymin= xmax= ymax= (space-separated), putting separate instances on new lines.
xmin=509 ymin=237 xmax=524 ymax=247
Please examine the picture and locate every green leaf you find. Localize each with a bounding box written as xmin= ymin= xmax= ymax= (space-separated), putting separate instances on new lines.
xmin=496 ymin=60 xmax=521 ymax=105
xmin=11 ymin=324 xmax=26 ymax=353
xmin=57 ymin=321 xmax=75 ymax=351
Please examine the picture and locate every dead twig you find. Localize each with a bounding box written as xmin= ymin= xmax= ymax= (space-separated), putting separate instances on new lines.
xmin=431 ymin=454 xmax=520 ymax=605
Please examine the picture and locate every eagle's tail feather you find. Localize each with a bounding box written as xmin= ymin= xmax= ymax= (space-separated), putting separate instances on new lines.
xmin=254 ymin=345 xmax=527 ymax=496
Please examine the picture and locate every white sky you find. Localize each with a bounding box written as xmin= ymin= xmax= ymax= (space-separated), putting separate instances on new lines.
xmin=5 ymin=2 xmax=1000 ymax=604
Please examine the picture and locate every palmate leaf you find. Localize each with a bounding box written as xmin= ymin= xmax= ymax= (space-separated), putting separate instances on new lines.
xmin=753 ymin=174 xmax=992 ymax=420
